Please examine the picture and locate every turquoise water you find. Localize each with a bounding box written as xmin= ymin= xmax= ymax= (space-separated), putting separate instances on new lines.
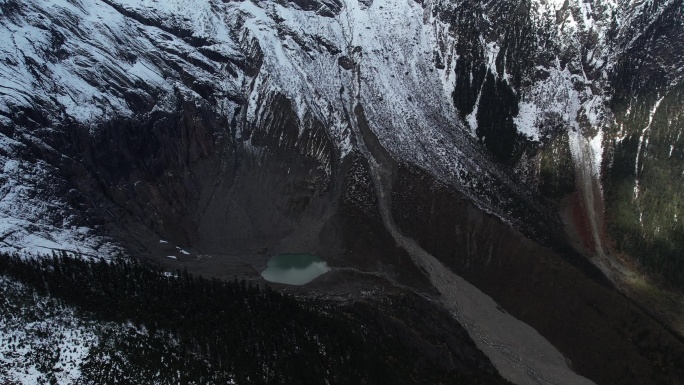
xmin=261 ymin=254 xmax=330 ymax=285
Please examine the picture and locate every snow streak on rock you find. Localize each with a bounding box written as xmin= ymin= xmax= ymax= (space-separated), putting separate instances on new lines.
xmin=0 ymin=0 xmax=680 ymax=287
xmin=0 ymin=0 xmax=534 ymax=254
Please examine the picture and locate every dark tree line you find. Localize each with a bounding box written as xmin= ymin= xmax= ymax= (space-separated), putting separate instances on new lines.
xmin=0 ymin=252 xmax=510 ymax=384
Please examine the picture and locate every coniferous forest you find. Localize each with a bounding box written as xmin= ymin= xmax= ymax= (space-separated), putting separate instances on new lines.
xmin=0 ymin=252 xmax=509 ymax=385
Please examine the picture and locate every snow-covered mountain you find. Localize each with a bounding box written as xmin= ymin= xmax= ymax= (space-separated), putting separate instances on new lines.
xmin=0 ymin=0 xmax=680 ymax=262
xmin=2 ymin=0 xmax=684 ymax=383
xmin=0 ymin=0 xmax=537 ymax=255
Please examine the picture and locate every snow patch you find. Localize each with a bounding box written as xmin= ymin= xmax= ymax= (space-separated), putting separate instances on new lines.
xmin=514 ymin=102 xmax=540 ymax=141
xmin=484 ymin=41 xmax=500 ymax=78
xmin=589 ymin=129 xmax=604 ymax=178
xmin=0 ymin=277 xmax=99 ymax=385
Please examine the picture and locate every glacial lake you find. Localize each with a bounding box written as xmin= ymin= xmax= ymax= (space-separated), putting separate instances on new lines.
xmin=261 ymin=254 xmax=330 ymax=285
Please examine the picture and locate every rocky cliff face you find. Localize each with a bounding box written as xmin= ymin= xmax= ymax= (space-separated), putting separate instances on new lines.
xmin=1 ymin=0 xmax=684 ymax=384
xmin=0 ymin=0 xmax=555 ymax=256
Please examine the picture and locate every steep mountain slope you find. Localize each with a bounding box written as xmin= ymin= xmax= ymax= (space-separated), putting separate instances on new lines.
xmin=1 ymin=0 xmax=684 ymax=384
xmin=0 ymin=0 xmax=560 ymax=257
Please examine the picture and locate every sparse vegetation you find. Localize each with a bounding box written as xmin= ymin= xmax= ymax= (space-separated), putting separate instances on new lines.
xmin=539 ymin=132 xmax=576 ymax=199
xmin=606 ymin=82 xmax=684 ymax=289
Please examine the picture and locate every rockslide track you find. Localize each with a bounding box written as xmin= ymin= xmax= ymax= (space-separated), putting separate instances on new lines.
xmin=352 ymin=101 xmax=594 ymax=385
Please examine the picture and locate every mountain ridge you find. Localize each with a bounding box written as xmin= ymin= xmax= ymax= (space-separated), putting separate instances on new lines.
xmin=1 ymin=0 xmax=684 ymax=383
